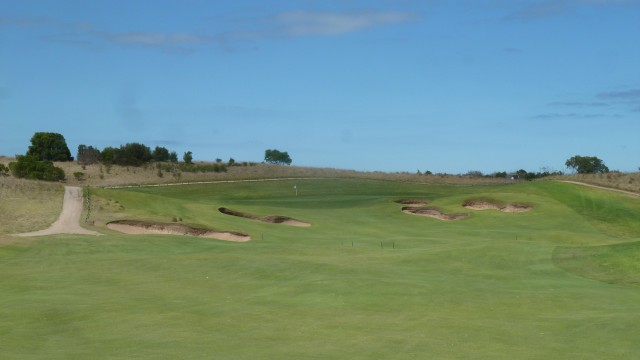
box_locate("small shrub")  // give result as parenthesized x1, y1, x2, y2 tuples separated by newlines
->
(73, 171, 85, 181)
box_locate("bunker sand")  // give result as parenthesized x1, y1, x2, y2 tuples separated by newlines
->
(107, 220, 251, 242)
(462, 199, 532, 213)
(218, 207, 311, 227)
(402, 206, 469, 221)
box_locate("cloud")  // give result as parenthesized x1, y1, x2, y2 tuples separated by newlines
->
(531, 112, 612, 119)
(548, 101, 611, 107)
(2, 9, 420, 53)
(271, 10, 420, 37)
(503, 47, 523, 54)
(504, 0, 639, 21)
(597, 88, 640, 99)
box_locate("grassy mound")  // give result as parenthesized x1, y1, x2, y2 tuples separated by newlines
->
(554, 241, 640, 285)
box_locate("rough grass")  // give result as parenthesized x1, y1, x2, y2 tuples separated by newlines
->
(0, 177, 63, 235)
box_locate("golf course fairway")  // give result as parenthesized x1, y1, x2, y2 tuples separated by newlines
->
(2, 178, 640, 359)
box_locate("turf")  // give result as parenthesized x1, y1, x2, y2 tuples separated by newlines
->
(1, 179, 640, 359)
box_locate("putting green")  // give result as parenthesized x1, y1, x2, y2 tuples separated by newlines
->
(1, 179, 639, 359)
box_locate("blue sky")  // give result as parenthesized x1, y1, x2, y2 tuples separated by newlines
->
(1, 0, 639, 173)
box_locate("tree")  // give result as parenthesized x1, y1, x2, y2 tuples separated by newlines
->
(183, 151, 193, 164)
(116, 143, 152, 166)
(565, 155, 609, 174)
(77, 144, 101, 165)
(264, 149, 292, 165)
(101, 146, 119, 164)
(26, 132, 72, 161)
(169, 151, 178, 163)
(152, 146, 170, 162)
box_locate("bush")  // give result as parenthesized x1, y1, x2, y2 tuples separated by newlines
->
(73, 171, 85, 181)
(0, 163, 8, 176)
(9, 155, 66, 181)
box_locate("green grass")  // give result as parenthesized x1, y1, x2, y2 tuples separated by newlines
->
(2, 179, 640, 359)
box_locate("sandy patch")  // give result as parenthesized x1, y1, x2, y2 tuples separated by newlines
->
(16, 186, 102, 237)
(402, 206, 468, 221)
(462, 200, 532, 213)
(107, 220, 250, 242)
(218, 207, 311, 227)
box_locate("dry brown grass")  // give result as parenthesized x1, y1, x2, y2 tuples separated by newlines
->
(0, 176, 64, 235)
(553, 172, 640, 194)
(0, 156, 518, 187)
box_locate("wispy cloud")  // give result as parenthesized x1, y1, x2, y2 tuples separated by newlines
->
(534, 87, 640, 119)
(549, 101, 611, 107)
(1, 9, 420, 53)
(597, 88, 640, 99)
(271, 10, 420, 37)
(531, 112, 613, 119)
(505, 0, 639, 21)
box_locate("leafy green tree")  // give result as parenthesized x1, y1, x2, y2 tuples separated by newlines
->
(77, 144, 101, 165)
(169, 151, 178, 163)
(152, 146, 170, 162)
(8, 155, 65, 181)
(264, 149, 292, 165)
(26, 132, 72, 161)
(565, 155, 609, 174)
(116, 143, 152, 166)
(101, 146, 119, 164)
(183, 151, 193, 164)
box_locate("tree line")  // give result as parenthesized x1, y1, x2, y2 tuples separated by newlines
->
(5, 132, 293, 181)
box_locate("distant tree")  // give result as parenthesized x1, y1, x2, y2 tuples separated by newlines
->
(152, 146, 170, 162)
(77, 144, 101, 165)
(515, 169, 528, 179)
(8, 155, 65, 181)
(26, 132, 72, 161)
(169, 151, 178, 163)
(494, 171, 508, 178)
(264, 149, 292, 165)
(466, 170, 483, 177)
(101, 146, 119, 164)
(116, 143, 152, 166)
(183, 151, 193, 164)
(565, 155, 609, 174)
(228, 158, 236, 166)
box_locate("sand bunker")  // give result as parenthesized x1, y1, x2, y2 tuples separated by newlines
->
(463, 199, 532, 213)
(218, 207, 311, 227)
(395, 199, 430, 206)
(107, 220, 250, 242)
(402, 206, 469, 221)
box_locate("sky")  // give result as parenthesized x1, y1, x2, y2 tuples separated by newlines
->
(1, 0, 639, 174)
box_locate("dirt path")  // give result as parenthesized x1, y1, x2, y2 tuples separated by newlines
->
(557, 181, 640, 198)
(16, 186, 102, 237)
